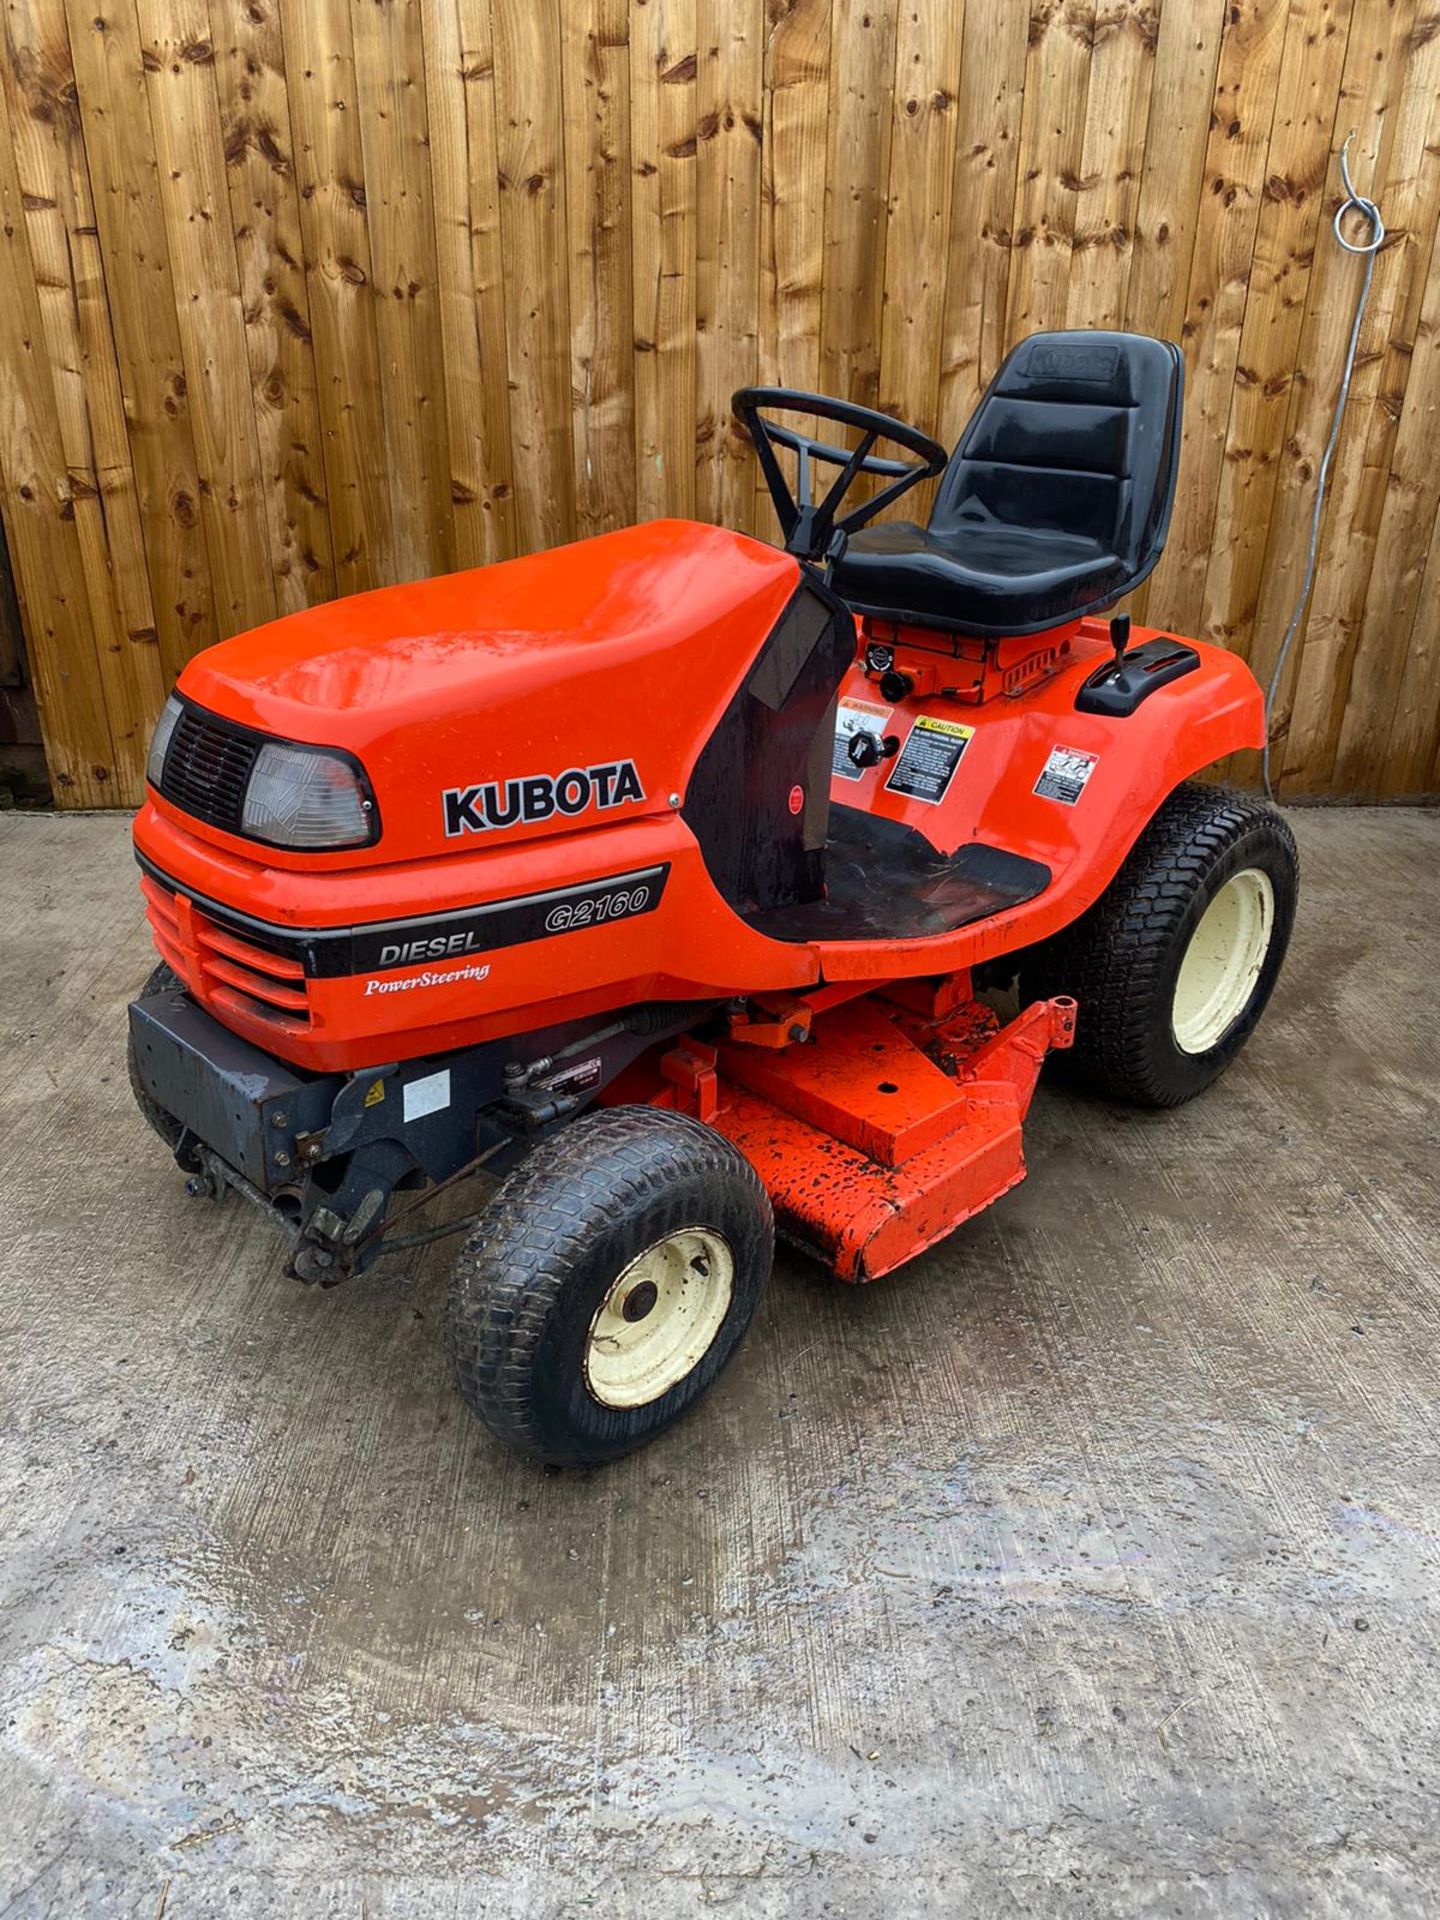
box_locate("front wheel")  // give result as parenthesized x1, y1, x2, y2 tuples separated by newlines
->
(1019, 782, 1298, 1107)
(445, 1106, 774, 1465)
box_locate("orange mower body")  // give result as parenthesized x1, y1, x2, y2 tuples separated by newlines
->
(127, 329, 1296, 1462)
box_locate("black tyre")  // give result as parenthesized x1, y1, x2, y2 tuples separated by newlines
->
(1019, 782, 1298, 1108)
(446, 1105, 774, 1465)
(127, 961, 185, 1148)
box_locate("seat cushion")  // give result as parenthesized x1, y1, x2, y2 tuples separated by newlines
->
(832, 514, 1128, 637)
(829, 330, 1182, 637)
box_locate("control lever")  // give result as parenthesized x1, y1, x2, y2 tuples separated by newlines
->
(1106, 612, 1131, 679)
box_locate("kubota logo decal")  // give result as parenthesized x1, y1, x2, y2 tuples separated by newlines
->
(443, 761, 645, 837)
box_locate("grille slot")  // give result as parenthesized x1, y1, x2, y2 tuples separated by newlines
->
(158, 704, 261, 835)
(140, 872, 312, 1030)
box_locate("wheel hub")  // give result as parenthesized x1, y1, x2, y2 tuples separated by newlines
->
(584, 1227, 735, 1410)
(621, 1279, 659, 1323)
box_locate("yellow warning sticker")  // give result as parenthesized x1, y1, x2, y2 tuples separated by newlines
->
(363, 1078, 386, 1109)
(884, 715, 975, 803)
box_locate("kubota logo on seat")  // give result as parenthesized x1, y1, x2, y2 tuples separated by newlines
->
(442, 761, 645, 837)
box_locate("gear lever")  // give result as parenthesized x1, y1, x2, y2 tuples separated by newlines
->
(1107, 612, 1131, 679)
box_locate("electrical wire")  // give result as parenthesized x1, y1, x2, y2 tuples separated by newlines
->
(1262, 131, 1386, 800)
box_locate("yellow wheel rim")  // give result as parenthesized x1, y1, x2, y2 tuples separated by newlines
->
(1172, 868, 1275, 1055)
(584, 1227, 734, 1410)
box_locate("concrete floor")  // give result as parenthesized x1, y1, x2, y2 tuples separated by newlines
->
(1, 809, 1438, 1917)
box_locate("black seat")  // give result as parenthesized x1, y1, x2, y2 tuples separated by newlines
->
(831, 331, 1183, 638)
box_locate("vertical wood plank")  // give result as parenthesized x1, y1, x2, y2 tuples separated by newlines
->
(1337, 90, 1440, 795)
(630, 0, 697, 523)
(64, 0, 215, 684)
(1385, 228, 1440, 795)
(755, 0, 831, 536)
(419, 0, 517, 568)
(1005, 0, 1094, 343)
(350, 0, 454, 582)
(1122, 0, 1227, 625)
(694, 0, 762, 531)
(877, 0, 964, 440)
(1, 0, 165, 796)
(492, 0, 575, 551)
(1140, 0, 1288, 637)
(818, 0, 897, 408)
(0, 70, 116, 804)
(1064, 0, 1163, 332)
(133, 0, 277, 637)
(757, 0, 830, 398)
(280, 0, 394, 595)
(206, 0, 335, 613)
(935, 0, 1029, 443)
(561, 0, 636, 539)
(1123, 0, 1227, 343)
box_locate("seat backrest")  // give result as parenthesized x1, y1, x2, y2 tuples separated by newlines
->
(930, 330, 1183, 580)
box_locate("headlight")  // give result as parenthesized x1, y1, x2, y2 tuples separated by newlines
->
(145, 693, 183, 788)
(241, 742, 376, 849)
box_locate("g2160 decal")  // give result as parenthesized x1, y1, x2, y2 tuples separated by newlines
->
(346, 866, 670, 975)
(544, 880, 651, 932)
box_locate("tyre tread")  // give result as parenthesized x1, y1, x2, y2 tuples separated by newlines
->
(1020, 782, 1298, 1107)
(446, 1106, 772, 1463)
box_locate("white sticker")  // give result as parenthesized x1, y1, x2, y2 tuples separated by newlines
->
(832, 697, 894, 781)
(402, 1068, 451, 1122)
(1034, 745, 1099, 806)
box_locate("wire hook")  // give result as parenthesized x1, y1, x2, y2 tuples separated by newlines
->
(1334, 129, 1385, 256)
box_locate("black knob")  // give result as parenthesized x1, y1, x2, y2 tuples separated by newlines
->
(879, 668, 914, 704)
(847, 730, 899, 769)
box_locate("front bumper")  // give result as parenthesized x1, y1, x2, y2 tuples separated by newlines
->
(130, 988, 342, 1192)
(129, 987, 522, 1198)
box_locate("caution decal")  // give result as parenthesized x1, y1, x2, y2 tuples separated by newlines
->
(884, 715, 975, 805)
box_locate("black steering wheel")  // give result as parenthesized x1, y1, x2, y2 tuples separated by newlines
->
(731, 387, 948, 563)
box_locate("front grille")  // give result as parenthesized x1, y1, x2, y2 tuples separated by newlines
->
(141, 874, 312, 1031)
(158, 704, 261, 835)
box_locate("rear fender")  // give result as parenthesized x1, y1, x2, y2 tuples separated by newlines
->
(816, 626, 1264, 977)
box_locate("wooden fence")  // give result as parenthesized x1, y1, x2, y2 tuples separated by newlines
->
(2, 0, 1440, 808)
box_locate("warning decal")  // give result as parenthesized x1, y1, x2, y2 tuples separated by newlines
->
(1034, 744, 1100, 806)
(832, 697, 894, 781)
(884, 715, 975, 805)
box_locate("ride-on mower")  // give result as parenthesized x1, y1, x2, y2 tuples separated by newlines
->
(128, 329, 1297, 1464)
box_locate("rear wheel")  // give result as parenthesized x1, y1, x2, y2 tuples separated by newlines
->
(127, 961, 185, 1148)
(1019, 782, 1298, 1107)
(446, 1105, 773, 1465)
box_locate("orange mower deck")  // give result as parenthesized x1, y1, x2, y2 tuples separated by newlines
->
(609, 979, 1076, 1281)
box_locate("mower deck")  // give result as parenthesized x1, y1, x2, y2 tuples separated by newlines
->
(613, 985, 1075, 1282)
